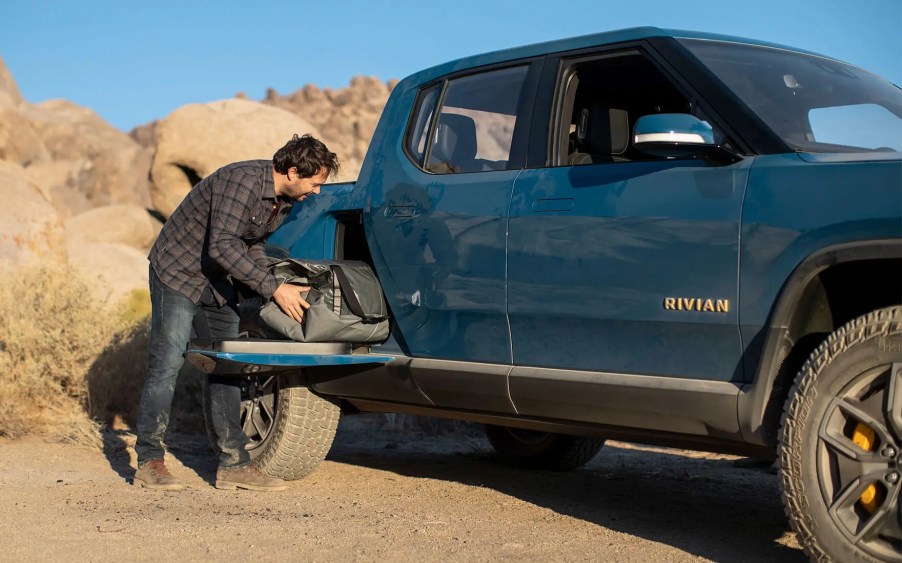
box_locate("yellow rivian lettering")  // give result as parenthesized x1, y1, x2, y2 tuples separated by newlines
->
(665, 297, 731, 313)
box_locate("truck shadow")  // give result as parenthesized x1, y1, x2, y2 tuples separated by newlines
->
(327, 417, 805, 562)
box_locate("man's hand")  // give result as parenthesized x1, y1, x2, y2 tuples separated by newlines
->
(272, 282, 311, 323)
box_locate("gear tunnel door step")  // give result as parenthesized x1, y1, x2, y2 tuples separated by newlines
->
(186, 339, 396, 376)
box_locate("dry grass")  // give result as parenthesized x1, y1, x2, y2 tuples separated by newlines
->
(0, 264, 150, 447)
(0, 264, 471, 450)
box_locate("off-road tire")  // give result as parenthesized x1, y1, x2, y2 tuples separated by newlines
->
(203, 371, 340, 481)
(779, 306, 902, 562)
(484, 424, 604, 471)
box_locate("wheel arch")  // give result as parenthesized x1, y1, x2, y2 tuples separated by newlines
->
(738, 239, 902, 447)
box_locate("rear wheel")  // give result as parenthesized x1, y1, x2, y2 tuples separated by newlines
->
(203, 371, 340, 480)
(484, 424, 604, 470)
(780, 306, 902, 562)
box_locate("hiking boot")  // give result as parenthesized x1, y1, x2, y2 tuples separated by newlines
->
(215, 464, 288, 491)
(134, 459, 185, 491)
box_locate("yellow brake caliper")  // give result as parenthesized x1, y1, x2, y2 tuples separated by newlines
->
(852, 422, 879, 513)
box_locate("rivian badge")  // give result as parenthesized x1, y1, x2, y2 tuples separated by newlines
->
(664, 297, 729, 313)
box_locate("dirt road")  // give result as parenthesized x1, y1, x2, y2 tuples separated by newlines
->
(2, 416, 804, 562)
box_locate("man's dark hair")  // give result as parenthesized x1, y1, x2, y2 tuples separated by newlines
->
(273, 134, 340, 178)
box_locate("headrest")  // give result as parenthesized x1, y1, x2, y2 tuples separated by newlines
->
(579, 107, 629, 156)
(430, 113, 478, 167)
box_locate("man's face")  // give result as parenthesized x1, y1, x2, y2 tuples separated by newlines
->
(284, 167, 329, 201)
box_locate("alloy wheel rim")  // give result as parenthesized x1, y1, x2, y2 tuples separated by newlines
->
(816, 362, 902, 560)
(239, 375, 278, 451)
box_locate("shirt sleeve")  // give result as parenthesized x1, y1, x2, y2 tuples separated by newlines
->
(207, 170, 281, 298)
(247, 242, 272, 269)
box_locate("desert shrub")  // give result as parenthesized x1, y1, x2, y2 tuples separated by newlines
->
(0, 264, 153, 446)
(0, 263, 480, 448)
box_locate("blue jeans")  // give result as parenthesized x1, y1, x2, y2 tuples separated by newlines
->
(136, 266, 251, 468)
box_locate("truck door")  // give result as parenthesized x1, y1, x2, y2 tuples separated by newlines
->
(507, 48, 750, 392)
(365, 63, 536, 365)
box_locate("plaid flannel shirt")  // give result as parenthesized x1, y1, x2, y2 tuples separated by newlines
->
(149, 160, 293, 304)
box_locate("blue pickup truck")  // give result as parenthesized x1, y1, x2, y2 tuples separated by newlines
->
(188, 27, 902, 562)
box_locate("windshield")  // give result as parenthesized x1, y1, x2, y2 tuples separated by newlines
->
(680, 39, 902, 153)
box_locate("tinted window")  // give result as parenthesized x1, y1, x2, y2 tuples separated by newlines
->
(681, 39, 902, 153)
(424, 66, 529, 174)
(553, 51, 728, 166)
(405, 85, 441, 165)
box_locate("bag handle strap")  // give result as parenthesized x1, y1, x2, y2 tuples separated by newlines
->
(331, 264, 366, 318)
(331, 265, 386, 321)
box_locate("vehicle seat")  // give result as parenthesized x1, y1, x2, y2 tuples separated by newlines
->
(427, 113, 479, 173)
(569, 106, 629, 165)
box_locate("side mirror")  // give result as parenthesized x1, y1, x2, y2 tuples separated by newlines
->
(633, 114, 741, 165)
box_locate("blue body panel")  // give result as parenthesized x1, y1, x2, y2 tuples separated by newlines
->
(361, 113, 518, 364)
(508, 158, 752, 380)
(738, 153, 902, 375)
(267, 181, 360, 258)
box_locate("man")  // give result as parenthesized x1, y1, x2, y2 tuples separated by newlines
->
(134, 134, 339, 491)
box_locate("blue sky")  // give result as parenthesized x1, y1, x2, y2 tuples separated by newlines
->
(2, 0, 899, 132)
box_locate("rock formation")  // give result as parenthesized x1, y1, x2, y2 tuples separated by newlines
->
(66, 241, 150, 304)
(0, 55, 397, 303)
(64, 204, 159, 250)
(0, 56, 23, 109)
(0, 58, 49, 166)
(0, 58, 153, 220)
(22, 100, 153, 216)
(0, 161, 66, 272)
(149, 98, 320, 218)
(262, 76, 397, 182)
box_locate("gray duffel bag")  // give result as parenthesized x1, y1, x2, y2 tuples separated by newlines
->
(258, 259, 390, 343)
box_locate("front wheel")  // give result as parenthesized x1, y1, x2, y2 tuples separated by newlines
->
(780, 306, 902, 562)
(484, 424, 604, 470)
(203, 371, 340, 480)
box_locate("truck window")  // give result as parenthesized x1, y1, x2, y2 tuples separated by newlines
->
(681, 39, 902, 153)
(808, 104, 902, 151)
(553, 51, 727, 166)
(409, 65, 528, 174)
(406, 84, 441, 164)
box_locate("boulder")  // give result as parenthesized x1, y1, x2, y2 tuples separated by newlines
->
(25, 160, 95, 220)
(0, 59, 50, 166)
(0, 161, 67, 273)
(66, 241, 148, 304)
(64, 204, 158, 250)
(21, 100, 153, 212)
(0, 57, 23, 110)
(149, 99, 320, 218)
(0, 108, 49, 165)
(129, 120, 157, 148)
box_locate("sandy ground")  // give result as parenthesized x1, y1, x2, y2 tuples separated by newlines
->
(1, 415, 805, 562)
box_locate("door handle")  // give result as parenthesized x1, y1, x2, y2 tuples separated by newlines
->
(532, 198, 575, 212)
